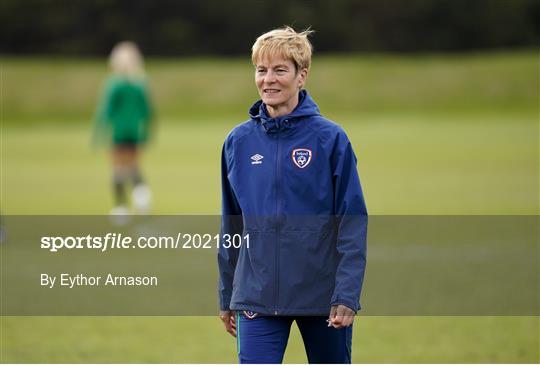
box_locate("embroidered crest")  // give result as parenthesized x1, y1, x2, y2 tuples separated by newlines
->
(243, 310, 258, 319)
(292, 148, 312, 169)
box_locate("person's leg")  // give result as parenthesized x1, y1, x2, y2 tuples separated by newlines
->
(111, 144, 151, 213)
(112, 173, 127, 206)
(111, 146, 130, 211)
(296, 316, 353, 364)
(123, 146, 143, 185)
(125, 145, 152, 213)
(236, 312, 293, 364)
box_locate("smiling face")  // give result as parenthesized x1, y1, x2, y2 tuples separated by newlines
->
(255, 57, 307, 118)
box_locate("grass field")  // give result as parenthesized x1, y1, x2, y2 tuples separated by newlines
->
(2, 115, 537, 215)
(2, 317, 537, 363)
(1, 50, 538, 363)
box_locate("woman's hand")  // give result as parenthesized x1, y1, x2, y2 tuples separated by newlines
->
(219, 310, 237, 337)
(328, 305, 355, 328)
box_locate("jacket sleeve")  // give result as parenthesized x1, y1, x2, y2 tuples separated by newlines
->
(138, 80, 155, 143)
(217, 136, 243, 311)
(92, 78, 117, 146)
(330, 131, 368, 312)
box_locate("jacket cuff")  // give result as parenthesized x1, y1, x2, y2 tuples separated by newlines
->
(219, 296, 232, 311)
(330, 297, 360, 313)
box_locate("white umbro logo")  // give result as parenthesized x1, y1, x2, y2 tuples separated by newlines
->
(251, 154, 264, 165)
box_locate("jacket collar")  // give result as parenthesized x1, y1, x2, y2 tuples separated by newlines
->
(248, 90, 320, 133)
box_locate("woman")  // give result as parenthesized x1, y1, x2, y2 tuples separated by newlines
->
(218, 27, 367, 363)
(94, 41, 153, 215)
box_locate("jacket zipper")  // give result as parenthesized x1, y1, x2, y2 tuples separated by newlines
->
(274, 129, 281, 315)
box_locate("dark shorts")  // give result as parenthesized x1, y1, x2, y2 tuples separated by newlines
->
(113, 138, 140, 149)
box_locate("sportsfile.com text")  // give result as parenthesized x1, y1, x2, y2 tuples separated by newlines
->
(40, 233, 250, 252)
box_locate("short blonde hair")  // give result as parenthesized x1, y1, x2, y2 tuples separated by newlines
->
(252, 26, 314, 71)
(109, 41, 145, 79)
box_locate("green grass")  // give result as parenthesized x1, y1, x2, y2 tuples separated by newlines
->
(2, 114, 537, 214)
(1, 317, 537, 363)
(1, 50, 538, 363)
(2, 50, 537, 122)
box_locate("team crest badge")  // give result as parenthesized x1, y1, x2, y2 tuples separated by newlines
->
(292, 148, 312, 169)
(243, 310, 258, 319)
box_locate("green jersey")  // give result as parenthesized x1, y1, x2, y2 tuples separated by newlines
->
(94, 76, 153, 145)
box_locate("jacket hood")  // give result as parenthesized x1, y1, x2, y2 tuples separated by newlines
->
(248, 90, 321, 133)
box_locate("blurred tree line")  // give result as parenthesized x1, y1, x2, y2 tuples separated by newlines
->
(1, 0, 538, 55)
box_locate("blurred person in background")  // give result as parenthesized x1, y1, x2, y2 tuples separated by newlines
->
(93, 41, 154, 215)
(218, 27, 367, 364)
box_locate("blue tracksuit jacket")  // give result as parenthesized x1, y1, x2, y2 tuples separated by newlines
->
(218, 90, 367, 315)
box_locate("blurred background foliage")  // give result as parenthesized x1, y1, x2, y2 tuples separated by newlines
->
(1, 0, 539, 56)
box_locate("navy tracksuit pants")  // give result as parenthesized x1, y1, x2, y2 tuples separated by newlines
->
(236, 312, 353, 364)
